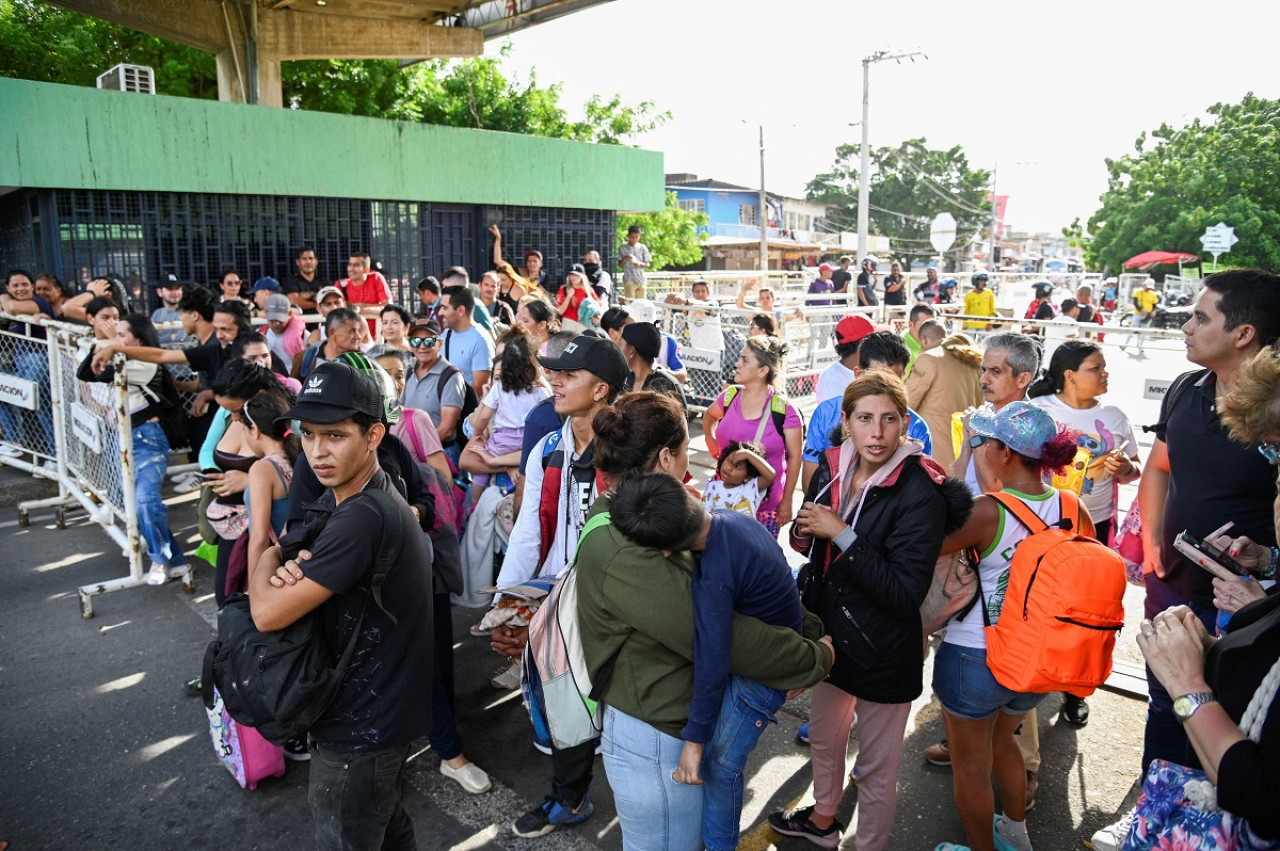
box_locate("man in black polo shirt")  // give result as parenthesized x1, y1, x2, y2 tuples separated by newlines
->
(1136, 268, 1280, 772)
(282, 245, 323, 312)
(252, 361, 434, 849)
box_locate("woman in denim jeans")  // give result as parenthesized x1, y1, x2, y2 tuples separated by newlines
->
(576, 392, 834, 851)
(77, 314, 189, 585)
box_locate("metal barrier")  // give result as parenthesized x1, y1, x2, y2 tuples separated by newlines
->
(643, 293, 1186, 416)
(0, 314, 194, 617)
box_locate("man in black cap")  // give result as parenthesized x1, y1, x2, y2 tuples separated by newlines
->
(488, 334, 629, 839)
(251, 361, 434, 850)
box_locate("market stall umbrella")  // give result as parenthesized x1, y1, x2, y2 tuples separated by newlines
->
(1122, 250, 1201, 271)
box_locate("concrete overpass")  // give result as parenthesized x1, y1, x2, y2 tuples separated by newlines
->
(45, 0, 615, 107)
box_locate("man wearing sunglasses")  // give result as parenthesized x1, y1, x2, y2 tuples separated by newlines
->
(402, 319, 466, 445)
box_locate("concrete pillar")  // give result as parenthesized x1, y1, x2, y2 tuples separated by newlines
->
(215, 49, 247, 104)
(257, 57, 283, 109)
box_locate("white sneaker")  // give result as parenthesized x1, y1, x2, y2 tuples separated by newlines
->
(490, 659, 522, 690)
(146, 562, 169, 586)
(1091, 807, 1136, 851)
(440, 760, 492, 794)
(172, 471, 203, 494)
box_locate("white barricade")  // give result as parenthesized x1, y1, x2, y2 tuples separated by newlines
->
(0, 314, 194, 617)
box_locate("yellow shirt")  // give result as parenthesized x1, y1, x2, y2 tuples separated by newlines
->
(1134, 288, 1159, 315)
(963, 289, 996, 329)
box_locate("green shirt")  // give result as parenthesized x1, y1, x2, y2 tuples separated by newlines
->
(904, 331, 922, 376)
(574, 497, 832, 739)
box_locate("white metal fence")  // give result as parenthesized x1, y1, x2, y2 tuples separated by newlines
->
(0, 314, 194, 617)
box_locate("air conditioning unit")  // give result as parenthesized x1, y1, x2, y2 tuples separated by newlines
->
(96, 64, 156, 95)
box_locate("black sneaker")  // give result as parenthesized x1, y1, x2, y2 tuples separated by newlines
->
(512, 794, 594, 839)
(768, 805, 844, 849)
(1061, 694, 1090, 726)
(282, 737, 311, 762)
(183, 676, 203, 699)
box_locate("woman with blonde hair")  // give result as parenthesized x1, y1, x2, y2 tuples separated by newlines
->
(702, 335, 803, 534)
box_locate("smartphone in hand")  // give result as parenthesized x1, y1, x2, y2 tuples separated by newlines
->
(1173, 530, 1245, 579)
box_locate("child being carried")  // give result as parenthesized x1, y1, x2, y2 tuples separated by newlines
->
(611, 472, 818, 851)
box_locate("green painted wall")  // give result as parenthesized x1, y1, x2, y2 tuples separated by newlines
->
(0, 78, 664, 211)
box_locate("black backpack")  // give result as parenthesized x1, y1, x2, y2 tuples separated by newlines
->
(437, 362, 480, 444)
(203, 486, 405, 745)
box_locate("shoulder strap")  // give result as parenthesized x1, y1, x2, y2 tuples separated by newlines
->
(359, 487, 406, 625)
(572, 511, 612, 563)
(721, 385, 740, 410)
(444, 329, 452, 360)
(403, 415, 427, 461)
(540, 429, 563, 470)
(1144, 368, 1210, 434)
(267, 457, 291, 489)
(989, 491, 1053, 534)
(436, 363, 462, 401)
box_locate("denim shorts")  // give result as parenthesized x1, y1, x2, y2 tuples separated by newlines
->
(932, 642, 1046, 721)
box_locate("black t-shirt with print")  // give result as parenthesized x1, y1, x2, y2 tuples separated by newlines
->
(281, 272, 322, 299)
(831, 269, 853, 293)
(302, 469, 435, 751)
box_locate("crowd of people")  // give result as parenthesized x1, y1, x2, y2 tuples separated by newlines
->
(2, 249, 1280, 851)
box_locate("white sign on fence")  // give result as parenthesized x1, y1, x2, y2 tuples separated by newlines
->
(1144, 377, 1174, 400)
(71, 401, 102, 454)
(681, 347, 722, 373)
(0, 371, 38, 411)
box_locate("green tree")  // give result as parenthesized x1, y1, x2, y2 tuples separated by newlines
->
(806, 138, 991, 259)
(616, 192, 708, 271)
(1086, 94, 1280, 272)
(0, 1, 668, 146)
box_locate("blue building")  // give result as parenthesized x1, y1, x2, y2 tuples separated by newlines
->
(666, 174, 839, 270)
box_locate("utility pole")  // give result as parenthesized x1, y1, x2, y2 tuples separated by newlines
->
(857, 50, 926, 262)
(758, 125, 768, 274)
(988, 163, 998, 272)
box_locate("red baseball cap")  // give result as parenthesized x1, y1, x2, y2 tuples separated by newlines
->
(819, 263, 834, 272)
(524, 250, 543, 261)
(834, 315, 876, 345)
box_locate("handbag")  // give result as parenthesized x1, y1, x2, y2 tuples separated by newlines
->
(1115, 502, 1145, 586)
(920, 547, 979, 638)
(1123, 657, 1280, 850)
(206, 500, 249, 540)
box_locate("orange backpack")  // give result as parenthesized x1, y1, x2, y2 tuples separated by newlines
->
(982, 490, 1127, 698)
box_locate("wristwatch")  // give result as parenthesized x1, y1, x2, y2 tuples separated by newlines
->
(1173, 692, 1218, 722)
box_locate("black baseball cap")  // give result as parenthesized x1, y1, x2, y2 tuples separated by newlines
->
(537, 335, 629, 389)
(281, 361, 384, 425)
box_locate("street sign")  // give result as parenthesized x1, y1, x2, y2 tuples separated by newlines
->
(1200, 222, 1238, 269)
(929, 213, 957, 253)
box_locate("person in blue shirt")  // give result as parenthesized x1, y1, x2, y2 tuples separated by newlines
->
(610, 471, 831, 851)
(439, 284, 496, 397)
(802, 331, 932, 492)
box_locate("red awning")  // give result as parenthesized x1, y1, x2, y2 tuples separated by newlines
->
(1122, 250, 1200, 270)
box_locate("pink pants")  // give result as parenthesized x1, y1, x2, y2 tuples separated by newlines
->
(809, 681, 912, 851)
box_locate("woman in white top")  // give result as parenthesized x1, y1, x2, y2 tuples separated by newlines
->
(932, 402, 1091, 851)
(1027, 340, 1141, 544)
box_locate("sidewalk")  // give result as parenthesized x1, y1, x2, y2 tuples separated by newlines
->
(0, 443, 1151, 850)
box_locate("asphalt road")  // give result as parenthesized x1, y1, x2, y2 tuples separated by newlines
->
(0, 335, 1192, 850)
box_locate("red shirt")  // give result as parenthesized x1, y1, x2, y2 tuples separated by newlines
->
(338, 271, 390, 306)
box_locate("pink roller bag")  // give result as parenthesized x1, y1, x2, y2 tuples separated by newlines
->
(205, 685, 286, 789)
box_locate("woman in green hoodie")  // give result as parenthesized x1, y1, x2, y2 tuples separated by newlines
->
(575, 390, 835, 851)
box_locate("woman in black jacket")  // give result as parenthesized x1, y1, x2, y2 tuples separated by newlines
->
(768, 371, 972, 851)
